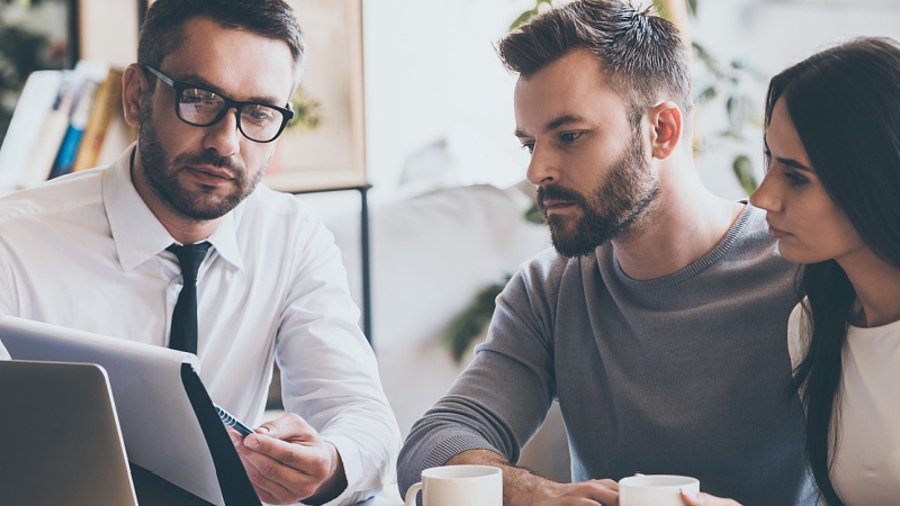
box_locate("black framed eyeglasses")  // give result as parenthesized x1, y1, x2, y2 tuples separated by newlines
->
(142, 64, 294, 143)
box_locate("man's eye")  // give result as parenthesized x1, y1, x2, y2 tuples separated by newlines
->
(520, 142, 534, 154)
(244, 106, 276, 122)
(560, 131, 582, 143)
(182, 89, 219, 106)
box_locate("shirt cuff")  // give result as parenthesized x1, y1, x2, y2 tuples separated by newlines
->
(313, 434, 379, 506)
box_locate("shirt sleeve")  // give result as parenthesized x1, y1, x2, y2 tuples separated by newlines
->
(786, 301, 809, 370)
(397, 264, 557, 495)
(0, 238, 16, 359)
(274, 216, 400, 505)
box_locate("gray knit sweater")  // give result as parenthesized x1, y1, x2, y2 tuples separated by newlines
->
(398, 205, 818, 505)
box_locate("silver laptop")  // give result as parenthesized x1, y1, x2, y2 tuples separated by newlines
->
(0, 359, 138, 506)
(0, 315, 260, 506)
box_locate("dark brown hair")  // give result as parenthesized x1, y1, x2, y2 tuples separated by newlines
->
(498, 0, 692, 124)
(769, 36, 900, 506)
(138, 0, 305, 85)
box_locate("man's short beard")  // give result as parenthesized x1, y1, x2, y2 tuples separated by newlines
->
(540, 129, 659, 258)
(138, 101, 265, 221)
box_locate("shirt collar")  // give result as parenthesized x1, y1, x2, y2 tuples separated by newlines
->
(103, 143, 245, 272)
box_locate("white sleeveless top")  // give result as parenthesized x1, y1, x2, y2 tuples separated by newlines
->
(788, 303, 900, 505)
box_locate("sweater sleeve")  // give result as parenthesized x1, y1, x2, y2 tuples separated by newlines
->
(397, 260, 559, 495)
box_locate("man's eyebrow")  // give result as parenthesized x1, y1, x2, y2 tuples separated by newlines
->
(515, 114, 587, 138)
(545, 114, 585, 132)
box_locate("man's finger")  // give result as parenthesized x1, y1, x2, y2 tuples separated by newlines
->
(231, 437, 297, 503)
(244, 432, 326, 473)
(255, 413, 316, 441)
(240, 445, 317, 502)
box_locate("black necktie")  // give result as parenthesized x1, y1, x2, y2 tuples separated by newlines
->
(168, 242, 211, 354)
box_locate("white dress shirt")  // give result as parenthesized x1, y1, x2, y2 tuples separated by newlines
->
(788, 303, 900, 506)
(0, 144, 400, 505)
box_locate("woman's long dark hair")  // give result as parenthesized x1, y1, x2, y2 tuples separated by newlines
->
(765, 37, 900, 505)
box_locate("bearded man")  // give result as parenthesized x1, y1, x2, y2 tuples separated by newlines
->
(397, 1, 816, 505)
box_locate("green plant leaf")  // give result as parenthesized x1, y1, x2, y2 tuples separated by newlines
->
(730, 58, 766, 80)
(652, 0, 670, 20)
(747, 110, 765, 129)
(509, 0, 556, 31)
(524, 202, 545, 224)
(686, 0, 698, 17)
(509, 7, 539, 31)
(725, 95, 744, 131)
(695, 85, 717, 104)
(286, 86, 323, 132)
(732, 154, 758, 196)
(442, 277, 510, 363)
(692, 41, 724, 79)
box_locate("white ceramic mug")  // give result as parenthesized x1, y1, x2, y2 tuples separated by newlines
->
(618, 474, 700, 506)
(404, 464, 502, 506)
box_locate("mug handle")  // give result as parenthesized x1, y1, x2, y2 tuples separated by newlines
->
(404, 481, 423, 506)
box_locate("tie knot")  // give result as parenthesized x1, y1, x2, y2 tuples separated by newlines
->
(168, 242, 211, 281)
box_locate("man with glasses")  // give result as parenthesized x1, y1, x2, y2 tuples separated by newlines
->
(0, 0, 399, 504)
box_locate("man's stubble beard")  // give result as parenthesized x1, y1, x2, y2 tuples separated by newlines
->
(540, 126, 660, 258)
(137, 100, 267, 221)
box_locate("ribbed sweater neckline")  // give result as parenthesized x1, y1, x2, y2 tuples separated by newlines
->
(610, 203, 756, 291)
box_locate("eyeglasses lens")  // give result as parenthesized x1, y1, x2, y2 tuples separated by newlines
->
(177, 88, 284, 142)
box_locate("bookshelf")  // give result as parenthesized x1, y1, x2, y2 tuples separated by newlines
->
(0, 62, 134, 190)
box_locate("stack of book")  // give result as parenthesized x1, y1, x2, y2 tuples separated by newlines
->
(0, 61, 135, 191)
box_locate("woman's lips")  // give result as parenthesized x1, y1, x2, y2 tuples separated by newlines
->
(767, 223, 791, 238)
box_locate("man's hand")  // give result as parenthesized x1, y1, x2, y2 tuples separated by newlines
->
(229, 413, 347, 505)
(447, 449, 618, 506)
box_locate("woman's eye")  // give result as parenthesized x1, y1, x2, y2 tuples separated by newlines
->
(784, 171, 809, 187)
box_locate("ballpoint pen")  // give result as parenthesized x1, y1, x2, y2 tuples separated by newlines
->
(214, 404, 255, 437)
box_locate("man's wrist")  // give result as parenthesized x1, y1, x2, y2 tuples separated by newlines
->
(305, 442, 347, 505)
(446, 449, 553, 506)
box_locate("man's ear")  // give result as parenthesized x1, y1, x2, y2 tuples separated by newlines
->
(647, 101, 683, 160)
(122, 63, 149, 128)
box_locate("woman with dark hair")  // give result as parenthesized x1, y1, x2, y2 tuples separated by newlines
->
(685, 36, 900, 506)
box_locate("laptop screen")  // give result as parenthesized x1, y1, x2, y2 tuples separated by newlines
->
(0, 315, 260, 506)
(0, 360, 138, 506)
